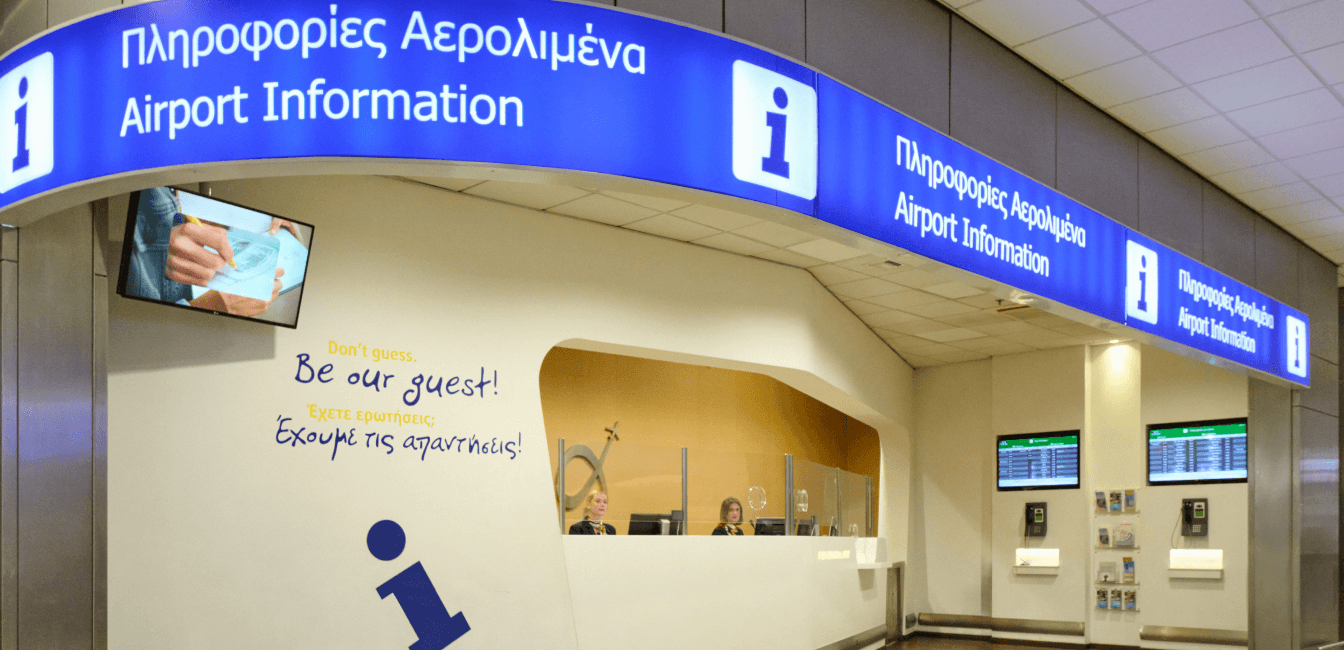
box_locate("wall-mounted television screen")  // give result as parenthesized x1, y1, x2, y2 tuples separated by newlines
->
(996, 431, 1081, 491)
(117, 187, 314, 328)
(1147, 418, 1247, 485)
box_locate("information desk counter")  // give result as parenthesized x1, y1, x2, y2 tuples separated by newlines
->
(562, 535, 888, 650)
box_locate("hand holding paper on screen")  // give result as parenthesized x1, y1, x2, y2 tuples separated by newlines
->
(268, 217, 300, 239)
(202, 228, 282, 301)
(166, 221, 236, 286)
(190, 268, 284, 317)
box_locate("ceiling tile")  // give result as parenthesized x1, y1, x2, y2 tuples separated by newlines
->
(548, 193, 657, 225)
(1016, 20, 1142, 78)
(959, 294, 1007, 309)
(961, 0, 1096, 46)
(671, 204, 760, 231)
(1239, 181, 1323, 211)
(1259, 116, 1344, 159)
(753, 248, 826, 268)
(905, 301, 981, 318)
(932, 350, 993, 364)
(1248, 0, 1321, 14)
(1305, 232, 1344, 250)
(1283, 146, 1344, 179)
(1304, 42, 1344, 84)
(947, 0, 978, 7)
(1180, 139, 1276, 175)
(404, 176, 485, 192)
(1083, 0, 1150, 13)
(693, 232, 775, 256)
(731, 221, 815, 248)
(1263, 198, 1343, 223)
(950, 336, 1013, 350)
(1288, 215, 1344, 239)
(863, 310, 926, 328)
(810, 264, 870, 285)
(1109, 88, 1218, 132)
(884, 268, 947, 289)
(904, 341, 964, 357)
(1211, 161, 1302, 194)
(844, 300, 888, 317)
(624, 214, 721, 241)
(1108, 0, 1257, 51)
(828, 277, 907, 299)
(1191, 57, 1322, 112)
(1151, 20, 1292, 84)
(1268, 0, 1344, 53)
(1145, 115, 1246, 155)
(916, 327, 989, 343)
(883, 318, 956, 336)
(465, 180, 591, 210)
(1065, 56, 1183, 107)
(1310, 171, 1344, 197)
(938, 311, 1009, 327)
(967, 320, 1040, 336)
(867, 290, 947, 310)
(600, 190, 690, 212)
(1226, 88, 1344, 137)
(786, 238, 866, 262)
(924, 281, 984, 299)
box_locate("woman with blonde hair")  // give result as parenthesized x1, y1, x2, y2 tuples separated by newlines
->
(568, 490, 615, 535)
(712, 496, 744, 536)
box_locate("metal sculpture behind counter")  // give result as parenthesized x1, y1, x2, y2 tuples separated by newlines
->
(557, 422, 621, 514)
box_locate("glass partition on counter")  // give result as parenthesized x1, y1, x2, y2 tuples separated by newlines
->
(686, 449, 786, 536)
(553, 442, 875, 537)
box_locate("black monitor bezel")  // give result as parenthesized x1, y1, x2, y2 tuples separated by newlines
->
(1145, 417, 1248, 487)
(995, 429, 1082, 492)
(116, 186, 315, 329)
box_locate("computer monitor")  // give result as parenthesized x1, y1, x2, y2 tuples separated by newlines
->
(753, 517, 785, 535)
(1147, 418, 1247, 485)
(628, 513, 678, 535)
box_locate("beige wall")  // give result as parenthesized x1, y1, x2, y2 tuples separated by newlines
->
(909, 343, 1249, 644)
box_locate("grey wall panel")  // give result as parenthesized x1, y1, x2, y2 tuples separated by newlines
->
(0, 0, 46, 58)
(93, 270, 108, 650)
(1138, 143, 1203, 259)
(17, 204, 93, 650)
(806, 0, 950, 133)
(1296, 357, 1340, 417)
(1298, 405, 1339, 646)
(0, 257, 15, 650)
(725, 0, 804, 61)
(1249, 378, 1296, 650)
(1299, 249, 1339, 364)
(1201, 187, 1257, 288)
(1256, 219, 1302, 308)
(617, 0, 722, 31)
(1055, 90, 1137, 228)
(950, 18, 1056, 186)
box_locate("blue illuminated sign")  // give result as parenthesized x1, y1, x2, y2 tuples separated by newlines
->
(816, 77, 1126, 324)
(1124, 232, 1310, 382)
(0, 0, 1310, 384)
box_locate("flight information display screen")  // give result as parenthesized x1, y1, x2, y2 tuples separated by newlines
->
(1147, 419, 1247, 485)
(997, 431, 1081, 491)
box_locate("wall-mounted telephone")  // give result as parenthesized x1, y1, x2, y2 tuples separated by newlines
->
(1025, 502, 1047, 537)
(1181, 498, 1208, 536)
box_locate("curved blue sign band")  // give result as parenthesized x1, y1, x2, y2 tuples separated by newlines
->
(0, 0, 1309, 385)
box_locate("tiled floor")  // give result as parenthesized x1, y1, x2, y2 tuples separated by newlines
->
(889, 635, 1067, 650)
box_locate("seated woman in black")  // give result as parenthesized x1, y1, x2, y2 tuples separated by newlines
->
(712, 496, 744, 535)
(568, 490, 615, 535)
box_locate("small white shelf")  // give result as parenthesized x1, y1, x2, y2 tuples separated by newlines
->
(1095, 582, 1140, 586)
(1095, 510, 1141, 515)
(1015, 566, 1059, 575)
(1169, 569, 1223, 580)
(1096, 607, 1141, 613)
